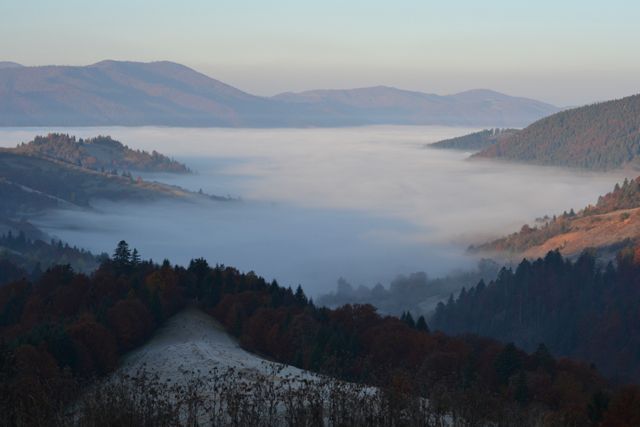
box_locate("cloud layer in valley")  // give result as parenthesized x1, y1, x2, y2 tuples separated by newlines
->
(0, 126, 630, 295)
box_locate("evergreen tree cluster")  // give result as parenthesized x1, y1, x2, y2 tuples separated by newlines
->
(0, 231, 102, 283)
(432, 248, 640, 384)
(588, 177, 640, 214)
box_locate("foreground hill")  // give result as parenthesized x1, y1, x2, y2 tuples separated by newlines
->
(474, 94, 640, 170)
(13, 133, 189, 173)
(0, 60, 558, 127)
(473, 177, 640, 259)
(2, 246, 631, 425)
(429, 128, 518, 151)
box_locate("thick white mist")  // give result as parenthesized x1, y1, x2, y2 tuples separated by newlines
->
(0, 126, 629, 295)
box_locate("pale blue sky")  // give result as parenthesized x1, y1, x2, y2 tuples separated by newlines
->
(2, 0, 639, 105)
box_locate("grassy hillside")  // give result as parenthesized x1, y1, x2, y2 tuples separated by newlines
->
(473, 177, 640, 258)
(474, 94, 640, 170)
(13, 133, 189, 174)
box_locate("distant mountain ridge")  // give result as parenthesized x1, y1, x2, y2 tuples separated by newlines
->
(0, 61, 23, 69)
(272, 86, 558, 127)
(0, 60, 558, 127)
(474, 94, 640, 170)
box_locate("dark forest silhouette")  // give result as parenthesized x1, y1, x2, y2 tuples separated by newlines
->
(2, 242, 640, 425)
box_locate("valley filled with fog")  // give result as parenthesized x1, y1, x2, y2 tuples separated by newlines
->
(0, 126, 628, 296)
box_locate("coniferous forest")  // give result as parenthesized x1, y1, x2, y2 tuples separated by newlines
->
(432, 248, 640, 385)
(474, 94, 640, 170)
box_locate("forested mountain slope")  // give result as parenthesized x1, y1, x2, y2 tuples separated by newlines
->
(430, 128, 518, 151)
(0, 232, 103, 283)
(13, 133, 189, 173)
(0, 150, 190, 217)
(474, 94, 640, 170)
(432, 248, 640, 386)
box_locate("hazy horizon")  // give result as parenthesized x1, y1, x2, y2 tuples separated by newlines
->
(2, 1, 639, 106)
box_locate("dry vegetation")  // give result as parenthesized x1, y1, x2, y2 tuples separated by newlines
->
(473, 177, 640, 259)
(67, 367, 453, 427)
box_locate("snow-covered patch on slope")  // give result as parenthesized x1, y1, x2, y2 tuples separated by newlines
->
(76, 307, 449, 426)
(117, 306, 315, 385)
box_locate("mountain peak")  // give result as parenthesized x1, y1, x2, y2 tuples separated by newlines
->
(0, 61, 559, 127)
(454, 88, 505, 96)
(0, 61, 23, 69)
(90, 59, 187, 69)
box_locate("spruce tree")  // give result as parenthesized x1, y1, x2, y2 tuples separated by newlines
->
(294, 285, 308, 305)
(113, 240, 131, 265)
(404, 312, 416, 328)
(131, 248, 141, 266)
(495, 343, 521, 385)
(416, 315, 430, 333)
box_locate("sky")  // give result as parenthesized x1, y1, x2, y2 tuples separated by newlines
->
(2, 0, 639, 106)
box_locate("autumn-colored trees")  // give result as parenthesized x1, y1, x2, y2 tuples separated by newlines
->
(67, 314, 118, 375)
(196, 276, 611, 424)
(1, 242, 640, 424)
(0, 242, 188, 424)
(602, 386, 640, 426)
(14, 133, 190, 174)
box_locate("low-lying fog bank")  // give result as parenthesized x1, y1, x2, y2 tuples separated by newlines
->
(1, 126, 630, 297)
